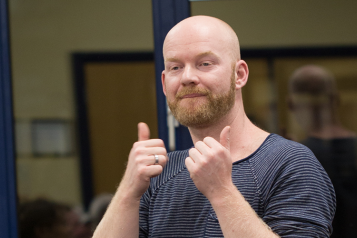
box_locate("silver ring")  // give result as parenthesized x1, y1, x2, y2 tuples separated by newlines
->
(154, 154, 159, 164)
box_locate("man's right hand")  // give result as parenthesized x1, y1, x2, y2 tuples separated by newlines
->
(119, 122, 168, 201)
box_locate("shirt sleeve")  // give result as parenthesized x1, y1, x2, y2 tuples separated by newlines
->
(261, 144, 336, 237)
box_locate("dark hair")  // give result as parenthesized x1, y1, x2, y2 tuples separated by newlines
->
(18, 199, 71, 238)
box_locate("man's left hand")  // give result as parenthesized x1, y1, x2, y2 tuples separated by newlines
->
(185, 126, 233, 200)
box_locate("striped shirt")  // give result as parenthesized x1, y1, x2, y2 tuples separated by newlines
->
(139, 134, 336, 237)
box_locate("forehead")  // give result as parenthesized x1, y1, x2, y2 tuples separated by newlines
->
(163, 27, 231, 61)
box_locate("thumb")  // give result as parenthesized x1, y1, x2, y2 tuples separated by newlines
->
(138, 122, 150, 141)
(220, 126, 231, 151)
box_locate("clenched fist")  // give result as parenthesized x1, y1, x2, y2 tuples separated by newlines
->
(119, 122, 168, 200)
(185, 126, 232, 200)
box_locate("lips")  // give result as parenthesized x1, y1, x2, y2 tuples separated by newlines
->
(181, 93, 206, 99)
(175, 87, 209, 100)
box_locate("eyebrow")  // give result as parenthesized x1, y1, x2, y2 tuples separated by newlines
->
(165, 51, 220, 63)
(165, 57, 180, 63)
(196, 51, 220, 60)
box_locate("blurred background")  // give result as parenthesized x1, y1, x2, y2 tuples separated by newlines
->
(7, 0, 357, 237)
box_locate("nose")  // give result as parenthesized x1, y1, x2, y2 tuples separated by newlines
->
(181, 65, 199, 86)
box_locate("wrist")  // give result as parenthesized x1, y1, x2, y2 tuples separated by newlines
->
(208, 183, 242, 207)
(115, 184, 142, 205)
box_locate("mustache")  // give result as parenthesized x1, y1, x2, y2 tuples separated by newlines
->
(175, 87, 210, 99)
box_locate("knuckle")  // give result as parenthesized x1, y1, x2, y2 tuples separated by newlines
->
(137, 166, 147, 176)
(200, 159, 208, 167)
(134, 147, 145, 156)
(162, 155, 168, 163)
(206, 151, 214, 159)
(156, 166, 163, 174)
(133, 141, 141, 148)
(158, 139, 165, 147)
(134, 156, 142, 165)
(217, 147, 226, 157)
(158, 147, 167, 155)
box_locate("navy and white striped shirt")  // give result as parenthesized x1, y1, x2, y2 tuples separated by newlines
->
(139, 134, 336, 237)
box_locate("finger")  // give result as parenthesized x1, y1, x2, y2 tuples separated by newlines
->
(194, 141, 210, 155)
(149, 154, 168, 167)
(145, 165, 164, 178)
(220, 126, 231, 151)
(134, 139, 165, 149)
(188, 148, 202, 163)
(185, 156, 195, 171)
(141, 145, 167, 155)
(133, 146, 168, 165)
(202, 136, 220, 149)
(138, 122, 150, 141)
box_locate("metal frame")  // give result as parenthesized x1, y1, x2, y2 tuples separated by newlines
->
(0, 0, 18, 237)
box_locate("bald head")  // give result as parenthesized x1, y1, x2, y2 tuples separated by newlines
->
(163, 16, 241, 62)
(289, 65, 336, 96)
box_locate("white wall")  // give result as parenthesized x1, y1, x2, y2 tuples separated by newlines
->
(192, 0, 357, 48)
(10, 0, 154, 205)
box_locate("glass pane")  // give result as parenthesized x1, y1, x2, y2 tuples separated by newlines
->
(242, 58, 276, 132)
(275, 57, 357, 141)
(274, 57, 357, 236)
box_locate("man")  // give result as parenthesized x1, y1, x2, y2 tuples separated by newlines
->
(93, 16, 335, 237)
(288, 65, 357, 237)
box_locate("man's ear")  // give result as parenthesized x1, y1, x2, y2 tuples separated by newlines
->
(161, 70, 167, 96)
(235, 60, 249, 89)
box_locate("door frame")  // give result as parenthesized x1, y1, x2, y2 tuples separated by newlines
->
(72, 52, 154, 209)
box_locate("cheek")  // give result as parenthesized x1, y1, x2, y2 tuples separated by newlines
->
(165, 79, 181, 97)
(211, 68, 233, 88)
(209, 77, 231, 94)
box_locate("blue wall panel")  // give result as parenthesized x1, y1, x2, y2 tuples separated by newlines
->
(152, 0, 193, 151)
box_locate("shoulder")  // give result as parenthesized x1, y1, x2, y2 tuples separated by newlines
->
(259, 133, 314, 156)
(251, 134, 332, 190)
(249, 134, 319, 171)
(252, 135, 336, 236)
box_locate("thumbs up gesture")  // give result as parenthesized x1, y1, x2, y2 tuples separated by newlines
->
(185, 126, 232, 200)
(119, 122, 168, 200)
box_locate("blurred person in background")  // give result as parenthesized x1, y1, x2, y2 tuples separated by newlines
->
(288, 65, 357, 237)
(88, 193, 113, 231)
(18, 198, 91, 238)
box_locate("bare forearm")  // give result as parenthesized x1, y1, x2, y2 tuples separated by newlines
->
(93, 123, 167, 237)
(92, 189, 140, 238)
(210, 186, 279, 238)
